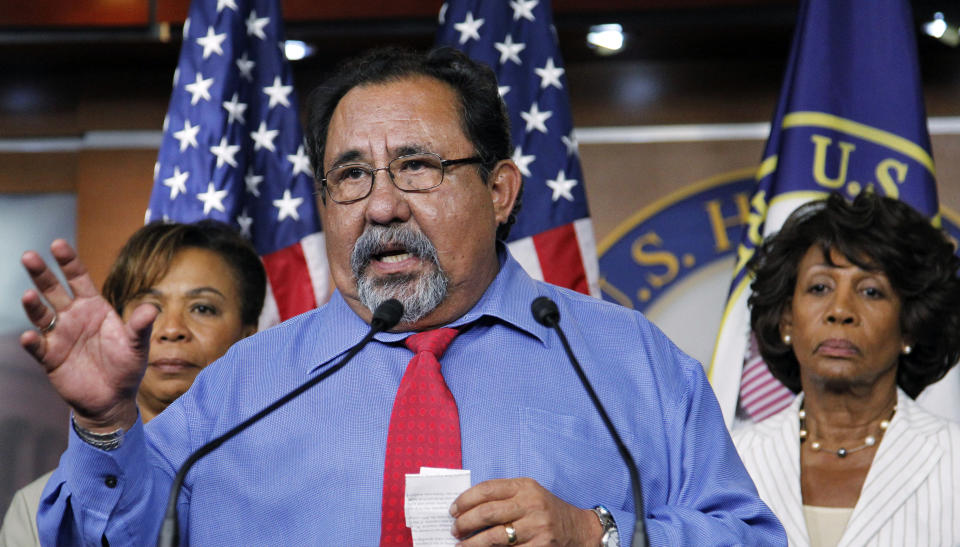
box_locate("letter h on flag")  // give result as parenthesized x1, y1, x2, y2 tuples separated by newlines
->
(436, 0, 599, 296)
(148, 0, 330, 328)
(710, 0, 940, 426)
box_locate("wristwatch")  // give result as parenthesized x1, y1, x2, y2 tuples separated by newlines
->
(592, 505, 620, 547)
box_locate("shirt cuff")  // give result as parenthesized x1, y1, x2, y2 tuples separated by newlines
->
(60, 412, 150, 517)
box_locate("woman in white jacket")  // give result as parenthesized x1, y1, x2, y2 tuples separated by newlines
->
(733, 192, 960, 547)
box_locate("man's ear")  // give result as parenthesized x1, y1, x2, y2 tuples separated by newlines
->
(488, 159, 522, 226)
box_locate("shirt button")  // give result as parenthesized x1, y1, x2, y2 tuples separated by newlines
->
(104, 475, 118, 488)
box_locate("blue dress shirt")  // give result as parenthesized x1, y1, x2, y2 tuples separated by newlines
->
(39, 249, 785, 546)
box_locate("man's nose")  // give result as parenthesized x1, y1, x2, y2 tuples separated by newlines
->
(365, 169, 411, 225)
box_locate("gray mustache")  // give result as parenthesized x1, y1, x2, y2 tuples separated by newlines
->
(350, 224, 439, 277)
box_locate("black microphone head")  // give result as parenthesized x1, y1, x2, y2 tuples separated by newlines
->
(531, 296, 560, 327)
(371, 299, 404, 331)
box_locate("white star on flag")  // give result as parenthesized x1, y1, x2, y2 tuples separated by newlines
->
(511, 146, 535, 177)
(182, 17, 190, 39)
(246, 10, 270, 40)
(144, 208, 151, 225)
(173, 119, 200, 151)
(250, 121, 279, 152)
(498, 85, 510, 97)
(197, 182, 229, 214)
(210, 136, 240, 168)
(561, 131, 578, 156)
(236, 209, 253, 237)
(520, 102, 552, 133)
(163, 166, 190, 199)
(245, 168, 264, 197)
(546, 170, 577, 202)
(535, 57, 565, 89)
(196, 26, 227, 59)
(454, 12, 484, 44)
(438, 2, 448, 25)
(273, 189, 304, 222)
(216, 0, 237, 12)
(236, 53, 255, 82)
(222, 92, 247, 125)
(287, 145, 312, 177)
(494, 34, 525, 65)
(510, 0, 538, 21)
(263, 76, 293, 109)
(185, 72, 214, 105)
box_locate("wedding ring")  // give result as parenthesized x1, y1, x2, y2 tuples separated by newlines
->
(504, 523, 518, 546)
(40, 314, 57, 334)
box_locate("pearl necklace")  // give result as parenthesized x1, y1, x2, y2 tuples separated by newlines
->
(799, 404, 896, 458)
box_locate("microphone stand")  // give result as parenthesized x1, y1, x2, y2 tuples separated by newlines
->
(531, 296, 649, 547)
(157, 299, 403, 547)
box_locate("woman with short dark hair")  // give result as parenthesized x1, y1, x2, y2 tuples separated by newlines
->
(734, 192, 960, 546)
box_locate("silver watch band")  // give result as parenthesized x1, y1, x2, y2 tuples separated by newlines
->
(72, 416, 125, 451)
(592, 505, 620, 547)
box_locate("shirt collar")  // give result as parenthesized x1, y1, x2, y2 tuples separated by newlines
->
(303, 243, 548, 374)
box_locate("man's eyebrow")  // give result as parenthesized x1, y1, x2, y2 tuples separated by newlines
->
(394, 145, 429, 157)
(330, 150, 364, 167)
(329, 145, 431, 169)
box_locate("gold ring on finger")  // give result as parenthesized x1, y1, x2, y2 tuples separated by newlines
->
(504, 523, 518, 546)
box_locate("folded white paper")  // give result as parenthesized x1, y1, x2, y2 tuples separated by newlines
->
(405, 467, 471, 547)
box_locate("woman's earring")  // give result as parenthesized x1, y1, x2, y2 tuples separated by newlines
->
(902, 345, 913, 355)
(783, 334, 792, 345)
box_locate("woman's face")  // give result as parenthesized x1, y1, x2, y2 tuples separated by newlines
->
(123, 247, 255, 409)
(781, 245, 906, 391)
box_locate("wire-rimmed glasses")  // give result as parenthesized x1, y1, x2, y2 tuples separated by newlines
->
(319, 152, 483, 204)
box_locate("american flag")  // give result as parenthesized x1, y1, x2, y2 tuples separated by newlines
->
(436, 0, 599, 296)
(147, 0, 329, 328)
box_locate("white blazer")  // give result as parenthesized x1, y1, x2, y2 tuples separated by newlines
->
(733, 389, 960, 547)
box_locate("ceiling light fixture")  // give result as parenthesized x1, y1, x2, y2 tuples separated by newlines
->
(284, 40, 315, 61)
(587, 24, 625, 56)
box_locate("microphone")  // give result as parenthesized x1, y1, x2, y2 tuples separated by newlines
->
(157, 299, 404, 547)
(530, 296, 649, 547)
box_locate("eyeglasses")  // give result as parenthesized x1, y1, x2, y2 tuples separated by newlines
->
(319, 152, 483, 204)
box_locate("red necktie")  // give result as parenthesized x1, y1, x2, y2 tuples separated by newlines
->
(380, 328, 461, 546)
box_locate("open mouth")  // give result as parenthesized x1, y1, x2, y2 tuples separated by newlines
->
(351, 224, 438, 280)
(375, 249, 414, 264)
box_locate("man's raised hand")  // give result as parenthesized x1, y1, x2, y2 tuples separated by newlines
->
(20, 239, 157, 432)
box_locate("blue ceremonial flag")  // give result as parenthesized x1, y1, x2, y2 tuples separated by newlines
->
(148, 0, 329, 326)
(436, 0, 599, 296)
(711, 0, 940, 426)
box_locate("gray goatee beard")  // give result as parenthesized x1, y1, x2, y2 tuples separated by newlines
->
(351, 224, 449, 324)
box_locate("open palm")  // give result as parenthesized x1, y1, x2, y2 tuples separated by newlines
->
(20, 240, 157, 428)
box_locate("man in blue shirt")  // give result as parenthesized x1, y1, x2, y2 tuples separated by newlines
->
(19, 48, 784, 546)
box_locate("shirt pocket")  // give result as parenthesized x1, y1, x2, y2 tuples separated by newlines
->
(519, 406, 631, 511)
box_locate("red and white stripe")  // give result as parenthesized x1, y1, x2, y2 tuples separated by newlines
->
(508, 217, 599, 297)
(738, 335, 794, 422)
(258, 232, 330, 329)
